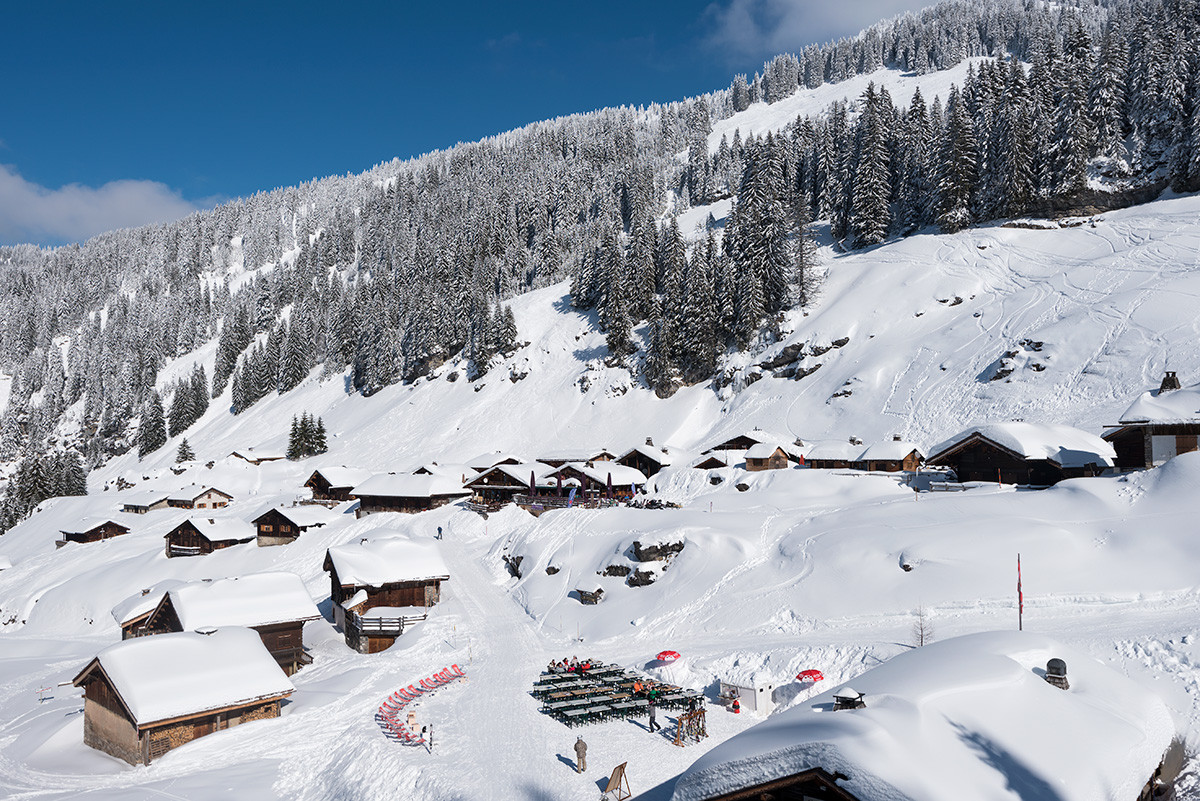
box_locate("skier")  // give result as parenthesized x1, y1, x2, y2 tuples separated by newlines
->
(436, 526, 443, 540)
(648, 696, 660, 732)
(574, 735, 587, 773)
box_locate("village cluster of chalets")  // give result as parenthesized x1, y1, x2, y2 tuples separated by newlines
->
(36, 372, 1198, 795)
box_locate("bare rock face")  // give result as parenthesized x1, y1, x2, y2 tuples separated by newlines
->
(631, 540, 685, 562)
(503, 554, 524, 579)
(626, 569, 657, 587)
(602, 564, 631, 577)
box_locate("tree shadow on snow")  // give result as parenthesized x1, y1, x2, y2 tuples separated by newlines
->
(949, 719, 1065, 801)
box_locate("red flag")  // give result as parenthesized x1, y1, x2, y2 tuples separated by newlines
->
(1017, 554, 1023, 630)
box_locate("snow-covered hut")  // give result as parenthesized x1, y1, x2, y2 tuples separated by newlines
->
(465, 451, 526, 473)
(252, 504, 340, 547)
(1104, 372, 1200, 470)
(547, 462, 647, 499)
(805, 439, 862, 470)
(323, 535, 450, 653)
(304, 466, 374, 502)
(72, 627, 294, 765)
(853, 436, 924, 472)
(537, 447, 616, 467)
(672, 631, 1175, 801)
(618, 442, 678, 477)
(166, 485, 233, 510)
(927, 423, 1115, 485)
(744, 444, 789, 472)
(349, 473, 470, 517)
(229, 448, 285, 465)
(163, 517, 253, 558)
(120, 489, 172, 514)
(463, 462, 557, 508)
(57, 517, 131, 547)
(139, 572, 320, 674)
(111, 580, 187, 639)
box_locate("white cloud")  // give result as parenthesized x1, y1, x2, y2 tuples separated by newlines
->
(703, 0, 928, 63)
(0, 164, 203, 246)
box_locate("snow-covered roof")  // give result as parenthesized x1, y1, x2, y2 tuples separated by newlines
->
(1118, 383, 1200, 424)
(672, 631, 1174, 801)
(804, 441, 861, 461)
(692, 450, 744, 468)
(252, 505, 340, 529)
(309, 466, 374, 489)
(60, 516, 131, 535)
(465, 452, 526, 471)
(173, 517, 252, 544)
(619, 444, 677, 466)
(75, 628, 294, 726)
(857, 440, 923, 462)
(167, 484, 233, 503)
(929, 423, 1115, 469)
(350, 473, 469, 498)
(412, 463, 476, 480)
(231, 448, 285, 462)
(120, 489, 172, 507)
(111, 580, 187, 627)
(745, 443, 787, 460)
(466, 462, 558, 487)
(556, 462, 647, 486)
(325, 536, 450, 587)
(166, 572, 320, 629)
(538, 447, 614, 461)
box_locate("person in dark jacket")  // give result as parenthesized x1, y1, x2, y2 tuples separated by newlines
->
(573, 735, 587, 772)
(648, 697, 660, 732)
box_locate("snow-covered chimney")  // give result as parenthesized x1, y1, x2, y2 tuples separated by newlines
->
(1045, 658, 1069, 690)
(1160, 371, 1181, 393)
(645, 436, 654, 446)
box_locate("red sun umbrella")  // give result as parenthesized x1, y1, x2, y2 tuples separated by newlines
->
(797, 669, 824, 682)
(656, 650, 681, 663)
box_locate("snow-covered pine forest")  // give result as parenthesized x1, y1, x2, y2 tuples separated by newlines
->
(0, 0, 1198, 523)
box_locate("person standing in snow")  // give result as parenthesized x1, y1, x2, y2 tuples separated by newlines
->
(574, 735, 587, 772)
(648, 697, 660, 732)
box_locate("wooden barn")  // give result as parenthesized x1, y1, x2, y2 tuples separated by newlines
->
(252, 505, 340, 547)
(138, 573, 320, 675)
(304, 466, 373, 502)
(73, 628, 294, 765)
(692, 452, 743, 470)
(804, 439, 862, 470)
(536, 448, 616, 468)
(57, 518, 131, 548)
(464, 462, 557, 508)
(121, 490, 172, 515)
(853, 436, 924, 472)
(704, 430, 804, 461)
(164, 517, 253, 558)
(324, 537, 450, 653)
(927, 423, 1115, 486)
(166, 486, 233, 510)
(111, 581, 187, 639)
(618, 442, 677, 477)
(546, 462, 647, 500)
(670, 632, 1176, 801)
(349, 474, 470, 517)
(744, 444, 790, 472)
(1103, 372, 1200, 470)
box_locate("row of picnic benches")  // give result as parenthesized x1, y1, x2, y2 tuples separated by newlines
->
(532, 663, 702, 728)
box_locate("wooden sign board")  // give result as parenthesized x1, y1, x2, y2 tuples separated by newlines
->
(604, 761, 631, 800)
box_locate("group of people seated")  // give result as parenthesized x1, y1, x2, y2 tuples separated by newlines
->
(631, 678, 665, 701)
(547, 656, 596, 674)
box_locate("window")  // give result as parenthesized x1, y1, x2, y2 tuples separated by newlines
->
(261, 524, 273, 532)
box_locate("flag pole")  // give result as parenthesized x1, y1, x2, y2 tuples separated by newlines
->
(1017, 553, 1023, 631)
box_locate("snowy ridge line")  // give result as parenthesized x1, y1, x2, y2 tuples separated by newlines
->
(375, 665, 467, 746)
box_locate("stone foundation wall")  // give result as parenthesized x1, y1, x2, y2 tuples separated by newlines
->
(83, 701, 142, 766)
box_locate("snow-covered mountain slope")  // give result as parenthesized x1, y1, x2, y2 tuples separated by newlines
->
(5, 192, 1200, 799)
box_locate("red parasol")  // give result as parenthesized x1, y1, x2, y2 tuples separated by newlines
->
(796, 669, 824, 682)
(656, 650, 681, 663)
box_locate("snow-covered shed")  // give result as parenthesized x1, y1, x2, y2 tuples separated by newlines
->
(805, 439, 863, 470)
(704, 430, 803, 460)
(618, 442, 678, 477)
(411, 462, 476, 482)
(672, 631, 1175, 801)
(927, 423, 1115, 485)
(164, 517, 253, 558)
(323, 536, 449, 653)
(229, 448, 286, 465)
(349, 473, 470, 517)
(1104, 372, 1200, 470)
(111, 580, 187, 639)
(546, 462, 647, 499)
(465, 451, 526, 473)
(166, 485, 233, 510)
(304, 466, 374, 502)
(57, 517, 131, 547)
(692, 451, 744, 470)
(72, 627, 295, 766)
(140, 572, 320, 675)
(853, 436, 924, 472)
(120, 489, 172, 514)
(744, 444, 790, 472)
(536, 447, 616, 467)
(463, 462, 558, 508)
(252, 504, 341, 547)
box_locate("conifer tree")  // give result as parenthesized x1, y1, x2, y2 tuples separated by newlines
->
(176, 438, 195, 463)
(137, 391, 167, 458)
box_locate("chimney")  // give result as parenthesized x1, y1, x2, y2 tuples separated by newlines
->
(1160, 371, 1181, 393)
(1045, 658, 1069, 690)
(893, 434, 902, 442)
(140, 588, 152, 596)
(646, 436, 654, 446)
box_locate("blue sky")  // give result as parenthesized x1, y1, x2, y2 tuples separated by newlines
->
(0, 0, 925, 246)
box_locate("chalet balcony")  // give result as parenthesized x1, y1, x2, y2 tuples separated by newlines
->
(167, 544, 205, 557)
(347, 608, 428, 636)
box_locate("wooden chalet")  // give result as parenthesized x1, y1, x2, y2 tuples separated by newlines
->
(252, 505, 340, 547)
(692, 451, 742, 470)
(138, 573, 320, 675)
(164, 517, 253, 558)
(304, 466, 373, 502)
(927, 423, 1114, 486)
(111, 581, 186, 639)
(671, 632, 1174, 801)
(704, 430, 804, 462)
(166, 485, 233, 510)
(852, 436, 924, 472)
(229, 448, 286, 465)
(465, 452, 526, 473)
(537, 448, 616, 468)
(618, 442, 676, 477)
(57, 518, 131, 548)
(546, 462, 647, 500)
(412, 462, 475, 482)
(744, 444, 789, 472)
(324, 537, 450, 653)
(803, 439, 862, 470)
(73, 628, 294, 765)
(121, 490, 172, 514)
(349, 473, 470, 517)
(464, 462, 557, 508)
(1103, 372, 1200, 470)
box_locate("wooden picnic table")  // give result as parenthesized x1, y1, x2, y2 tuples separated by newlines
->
(563, 708, 589, 726)
(609, 692, 630, 701)
(548, 691, 572, 701)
